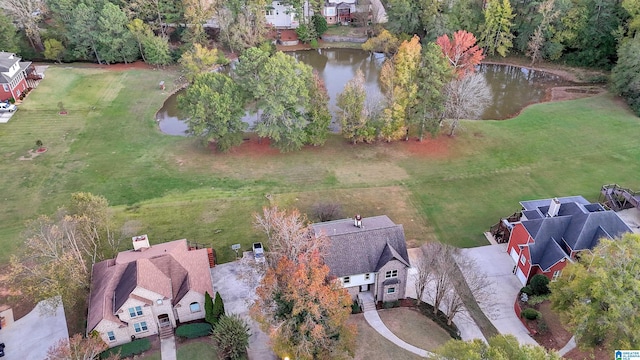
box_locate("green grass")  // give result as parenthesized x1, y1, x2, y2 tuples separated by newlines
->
(1, 65, 639, 269)
(177, 340, 219, 360)
(349, 313, 425, 360)
(378, 308, 453, 351)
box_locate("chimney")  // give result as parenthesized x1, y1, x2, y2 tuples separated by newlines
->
(132, 234, 151, 251)
(547, 198, 561, 217)
(354, 214, 362, 228)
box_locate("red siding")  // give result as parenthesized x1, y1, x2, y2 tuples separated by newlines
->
(529, 259, 567, 282)
(1, 77, 28, 102)
(507, 223, 531, 257)
(517, 245, 532, 280)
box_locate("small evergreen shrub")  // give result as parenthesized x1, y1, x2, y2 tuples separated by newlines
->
(175, 323, 212, 339)
(213, 292, 225, 325)
(310, 39, 319, 49)
(351, 301, 361, 314)
(521, 308, 541, 320)
(520, 286, 533, 296)
(383, 300, 399, 309)
(537, 318, 549, 334)
(530, 274, 551, 295)
(212, 314, 250, 360)
(100, 338, 150, 359)
(527, 294, 550, 306)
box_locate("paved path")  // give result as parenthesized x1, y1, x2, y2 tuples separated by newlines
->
(558, 336, 576, 356)
(160, 335, 177, 360)
(363, 308, 432, 358)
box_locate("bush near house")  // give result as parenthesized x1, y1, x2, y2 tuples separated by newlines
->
(529, 274, 550, 296)
(100, 338, 151, 359)
(521, 308, 541, 320)
(415, 302, 461, 340)
(176, 323, 213, 339)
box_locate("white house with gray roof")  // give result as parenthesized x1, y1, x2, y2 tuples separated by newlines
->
(312, 215, 410, 303)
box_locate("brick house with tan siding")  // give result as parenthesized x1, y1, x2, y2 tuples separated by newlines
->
(312, 215, 410, 304)
(87, 236, 214, 347)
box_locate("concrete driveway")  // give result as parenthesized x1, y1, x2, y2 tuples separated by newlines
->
(0, 110, 16, 123)
(210, 255, 277, 360)
(0, 297, 69, 360)
(459, 244, 538, 345)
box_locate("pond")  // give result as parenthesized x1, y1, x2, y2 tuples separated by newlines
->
(157, 49, 574, 136)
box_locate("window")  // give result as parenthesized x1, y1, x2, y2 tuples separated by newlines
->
(365, 273, 370, 280)
(190, 302, 201, 313)
(2, 84, 8, 91)
(385, 270, 398, 279)
(343, 276, 350, 284)
(520, 254, 526, 265)
(266, 9, 273, 15)
(128, 306, 143, 318)
(552, 270, 562, 281)
(387, 287, 396, 294)
(134, 321, 148, 333)
(107, 331, 116, 342)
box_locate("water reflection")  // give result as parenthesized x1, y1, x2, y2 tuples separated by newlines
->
(157, 49, 574, 136)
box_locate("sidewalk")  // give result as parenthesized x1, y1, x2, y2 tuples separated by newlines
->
(160, 335, 176, 360)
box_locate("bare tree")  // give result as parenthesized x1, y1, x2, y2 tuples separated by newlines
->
(443, 253, 493, 325)
(412, 242, 440, 305)
(1, 0, 44, 50)
(444, 73, 492, 136)
(253, 206, 330, 267)
(46, 333, 119, 360)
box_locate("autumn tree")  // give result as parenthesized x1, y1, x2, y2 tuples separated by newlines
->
(178, 72, 247, 151)
(217, 0, 268, 53)
(550, 233, 640, 351)
(9, 193, 118, 312)
(436, 30, 485, 79)
(253, 206, 330, 266)
(526, 0, 559, 65)
(361, 29, 401, 56)
(305, 72, 331, 146)
(44, 39, 65, 63)
(436, 334, 563, 360)
(380, 35, 422, 142)
(480, 0, 515, 57)
(182, 0, 215, 45)
(336, 70, 376, 144)
(444, 73, 492, 136)
(46, 333, 114, 360)
(411, 42, 453, 140)
(251, 250, 355, 360)
(179, 44, 227, 83)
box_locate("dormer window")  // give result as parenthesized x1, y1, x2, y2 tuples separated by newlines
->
(128, 306, 143, 318)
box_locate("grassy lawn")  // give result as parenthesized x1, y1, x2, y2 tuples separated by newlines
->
(349, 313, 425, 360)
(138, 339, 218, 360)
(323, 25, 367, 37)
(0, 65, 639, 266)
(378, 307, 453, 351)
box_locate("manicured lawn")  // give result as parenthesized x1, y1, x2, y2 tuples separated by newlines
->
(349, 313, 425, 360)
(138, 339, 219, 360)
(1, 64, 639, 268)
(378, 307, 453, 351)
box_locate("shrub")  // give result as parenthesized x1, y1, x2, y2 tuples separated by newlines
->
(415, 301, 461, 339)
(205, 291, 215, 326)
(351, 301, 361, 314)
(100, 338, 150, 359)
(527, 294, 550, 306)
(520, 286, 533, 296)
(313, 202, 343, 222)
(383, 300, 400, 309)
(212, 314, 250, 360)
(537, 318, 549, 334)
(310, 39, 319, 49)
(175, 323, 213, 339)
(521, 308, 541, 320)
(312, 14, 328, 37)
(530, 274, 550, 296)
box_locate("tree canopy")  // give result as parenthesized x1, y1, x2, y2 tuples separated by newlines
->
(550, 233, 640, 351)
(437, 334, 563, 360)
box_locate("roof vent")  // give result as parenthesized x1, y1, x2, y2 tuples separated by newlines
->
(132, 234, 150, 251)
(354, 214, 362, 228)
(548, 198, 561, 217)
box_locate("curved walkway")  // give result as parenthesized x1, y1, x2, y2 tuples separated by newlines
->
(363, 308, 432, 358)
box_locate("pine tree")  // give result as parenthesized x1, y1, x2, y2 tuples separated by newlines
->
(480, 0, 515, 57)
(213, 292, 225, 324)
(204, 291, 215, 326)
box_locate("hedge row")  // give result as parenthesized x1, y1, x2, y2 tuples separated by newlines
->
(415, 302, 462, 340)
(100, 338, 151, 359)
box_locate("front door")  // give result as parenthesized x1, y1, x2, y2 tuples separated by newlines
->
(158, 314, 170, 328)
(359, 284, 370, 292)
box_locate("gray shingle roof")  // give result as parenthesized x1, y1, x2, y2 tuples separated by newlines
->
(312, 215, 410, 278)
(521, 197, 631, 271)
(0, 52, 31, 84)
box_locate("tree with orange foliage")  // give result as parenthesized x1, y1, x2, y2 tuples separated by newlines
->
(435, 30, 485, 79)
(251, 250, 356, 360)
(46, 333, 119, 360)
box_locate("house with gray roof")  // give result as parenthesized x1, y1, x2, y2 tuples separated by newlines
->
(506, 196, 631, 285)
(312, 215, 410, 303)
(0, 52, 31, 102)
(87, 236, 214, 347)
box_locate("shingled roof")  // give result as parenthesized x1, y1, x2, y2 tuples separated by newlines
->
(521, 197, 631, 271)
(87, 239, 213, 333)
(0, 52, 31, 84)
(312, 215, 410, 278)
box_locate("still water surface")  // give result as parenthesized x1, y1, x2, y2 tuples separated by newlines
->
(157, 49, 573, 136)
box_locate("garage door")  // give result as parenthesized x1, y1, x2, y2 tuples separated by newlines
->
(510, 248, 519, 263)
(516, 267, 527, 285)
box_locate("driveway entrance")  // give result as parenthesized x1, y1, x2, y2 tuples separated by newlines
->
(459, 244, 538, 345)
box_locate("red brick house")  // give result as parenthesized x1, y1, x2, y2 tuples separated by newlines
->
(505, 196, 631, 285)
(0, 52, 31, 102)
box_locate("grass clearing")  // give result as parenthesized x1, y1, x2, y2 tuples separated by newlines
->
(378, 307, 453, 351)
(349, 314, 425, 360)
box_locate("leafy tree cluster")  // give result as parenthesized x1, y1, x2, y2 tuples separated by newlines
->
(437, 334, 562, 360)
(178, 47, 331, 153)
